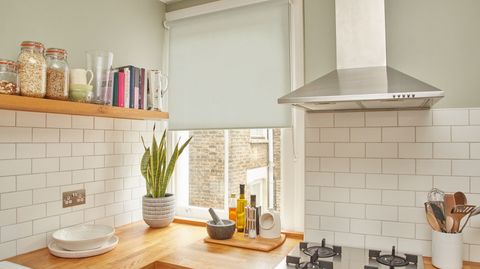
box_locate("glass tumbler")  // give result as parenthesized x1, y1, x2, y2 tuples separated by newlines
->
(86, 50, 113, 105)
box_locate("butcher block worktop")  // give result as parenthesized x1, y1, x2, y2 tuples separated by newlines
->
(5, 221, 480, 269)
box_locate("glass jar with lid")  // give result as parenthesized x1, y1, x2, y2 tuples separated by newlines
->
(0, 59, 18, 95)
(17, 41, 47, 98)
(45, 48, 69, 100)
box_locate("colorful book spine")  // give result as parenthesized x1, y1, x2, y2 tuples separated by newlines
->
(124, 68, 130, 108)
(142, 68, 148, 110)
(139, 68, 145, 110)
(112, 71, 119, 106)
(118, 71, 125, 107)
(134, 67, 140, 109)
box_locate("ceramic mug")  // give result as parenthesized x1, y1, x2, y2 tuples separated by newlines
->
(70, 68, 93, 85)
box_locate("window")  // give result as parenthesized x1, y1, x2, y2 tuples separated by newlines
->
(173, 129, 282, 219)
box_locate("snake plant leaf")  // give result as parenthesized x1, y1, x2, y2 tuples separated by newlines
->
(140, 148, 150, 186)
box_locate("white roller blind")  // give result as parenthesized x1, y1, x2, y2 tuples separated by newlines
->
(167, 0, 291, 130)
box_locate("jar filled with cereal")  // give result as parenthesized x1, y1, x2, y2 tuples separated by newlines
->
(0, 59, 18, 95)
(17, 41, 47, 98)
(45, 48, 69, 100)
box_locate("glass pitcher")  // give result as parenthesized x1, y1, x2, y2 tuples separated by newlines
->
(86, 50, 113, 105)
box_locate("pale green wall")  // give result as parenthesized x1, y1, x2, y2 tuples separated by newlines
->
(304, 0, 336, 83)
(0, 0, 166, 69)
(166, 0, 218, 12)
(385, 0, 480, 108)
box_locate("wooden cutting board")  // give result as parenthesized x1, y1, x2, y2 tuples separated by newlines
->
(204, 232, 286, 252)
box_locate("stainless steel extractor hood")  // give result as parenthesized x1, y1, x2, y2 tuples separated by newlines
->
(279, 0, 444, 111)
(278, 66, 444, 111)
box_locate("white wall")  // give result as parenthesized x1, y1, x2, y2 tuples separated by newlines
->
(0, 110, 167, 259)
(305, 108, 480, 261)
(0, 0, 166, 69)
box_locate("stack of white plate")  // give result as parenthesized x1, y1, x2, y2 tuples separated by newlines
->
(48, 224, 118, 258)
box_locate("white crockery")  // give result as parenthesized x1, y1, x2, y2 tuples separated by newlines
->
(48, 235, 119, 258)
(52, 224, 115, 251)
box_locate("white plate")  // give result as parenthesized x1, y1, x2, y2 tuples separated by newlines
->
(48, 235, 119, 258)
(52, 224, 115, 251)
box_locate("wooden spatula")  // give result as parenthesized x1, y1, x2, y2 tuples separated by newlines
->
(424, 202, 442, 232)
(451, 205, 475, 233)
(444, 194, 455, 232)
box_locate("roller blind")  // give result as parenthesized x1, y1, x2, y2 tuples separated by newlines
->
(167, 0, 291, 130)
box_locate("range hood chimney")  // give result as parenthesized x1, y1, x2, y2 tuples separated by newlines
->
(278, 0, 444, 111)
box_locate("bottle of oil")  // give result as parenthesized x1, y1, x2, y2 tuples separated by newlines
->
(236, 184, 248, 232)
(228, 193, 237, 222)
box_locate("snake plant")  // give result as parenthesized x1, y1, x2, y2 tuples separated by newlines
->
(141, 128, 192, 198)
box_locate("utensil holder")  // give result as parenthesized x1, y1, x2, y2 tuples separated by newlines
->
(432, 230, 463, 269)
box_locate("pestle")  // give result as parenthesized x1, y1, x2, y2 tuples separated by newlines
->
(208, 208, 225, 225)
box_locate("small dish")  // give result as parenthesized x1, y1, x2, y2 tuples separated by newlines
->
(52, 224, 115, 251)
(48, 235, 119, 258)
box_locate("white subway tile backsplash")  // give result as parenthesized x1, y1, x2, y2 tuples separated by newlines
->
(124, 131, 139, 143)
(320, 187, 349, 202)
(433, 109, 469, 126)
(0, 176, 15, 193)
(398, 143, 432, 159)
(434, 176, 470, 193)
(84, 156, 105, 169)
(1, 191, 32, 210)
(335, 203, 365, 218)
(335, 143, 365, 158)
(32, 158, 59, 173)
(434, 143, 469, 159)
(382, 190, 415, 206)
(0, 209, 16, 226)
(0, 159, 31, 177)
(85, 181, 105, 194)
(306, 113, 334, 127)
(0, 241, 16, 260)
(305, 172, 334, 186)
(416, 126, 450, 142)
(351, 159, 381, 173)
(72, 143, 94, 156)
(382, 127, 415, 142)
(16, 143, 45, 159)
(351, 189, 381, 204)
(382, 221, 415, 238)
(366, 143, 397, 158)
(320, 158, 349, 172)
(305, 128, 319, 142)
(114, 212, 132, 227)
(33, 216, 59, 234)
(95, 192, 114, 207)
(335, 173, 365, 188)
(365, 235, 397, 251)
(114, 119, 131, 131)
(415, 223, 432, 240)
(365, 112, 397, 127)
(398, 207, 426, 224)
(16, 112, 45, 127)
(306, 143, 334, 157)
(452, 126, 480, 142)
(453, 160, 480, 176)
(305, 186, 319, 200)
(94, 117, 114, 130)
(398, 110, 432, 126)
(72, 169, 94, 183)
(85, 207, 105, 222)
(0, 144, 15, 160)
(351, 219, 381, 235)
(471, 144, 480, 159)
(305, 201, 334, 216)
(305, 215, 320, 229)
(60, 129, 83, 143)
(106, 203, 124, 216)
(398, 175, 432, 191)
(320, 216, 349, 232)
(59, 157, 83, 171)
(17, 174, 46, 191)
(60, 211, 84, 227)
(335, 112, 364, 127)
(398, 238, 431, 256)
(416, 159, 451, 176)
(95, 168, 115, 181)
(1, 222, 32, 242)
(334, 232, 365, 248)
(305, 157, 320, 171)
(46, 114, 71, 128)
(46, 171, 71, 187)
(366, 174, 398, 190)
(351, 128, 381, 142)
(72, 115, 93, 129)
(105, 131, 124, 142)
(320, 128, 349, 142)
(46, 143, 71, 157)
(33, 187, 60, 204)
(84, 130, 104, 142)
(17, 204, 45, 222)
(0, 110, 15, 127)
(382, 159, 415, 175)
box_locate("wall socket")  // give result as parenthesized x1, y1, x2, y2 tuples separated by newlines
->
(62, 189, 86, 208)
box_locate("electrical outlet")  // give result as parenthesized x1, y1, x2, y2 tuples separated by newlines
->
(62, 189, 86, 208)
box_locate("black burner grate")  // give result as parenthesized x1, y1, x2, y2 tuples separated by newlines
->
(303, 239, 337, 258)
(376, 246, 409, 268)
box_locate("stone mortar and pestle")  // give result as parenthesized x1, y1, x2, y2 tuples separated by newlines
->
(206, 208, 236, 240)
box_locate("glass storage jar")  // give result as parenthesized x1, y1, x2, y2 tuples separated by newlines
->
(0, 59, 18, 95)
(45, 48, 69, 100)
(17, 41, 47, 98)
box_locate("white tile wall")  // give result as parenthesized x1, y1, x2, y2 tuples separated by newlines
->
(305, 108, 480, 261)
(0, 111, 164, 259)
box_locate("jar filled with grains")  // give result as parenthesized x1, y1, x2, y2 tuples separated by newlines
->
(45, 48, 69, 100)
(17, 41, 47, 98)
(0, 59, 18, 95)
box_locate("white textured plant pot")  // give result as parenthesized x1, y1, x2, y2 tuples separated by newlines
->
(432, 230, 463, 269)
(142, 194, 175, 228)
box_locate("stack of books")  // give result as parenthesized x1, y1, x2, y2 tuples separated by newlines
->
(112, 66, 148, 109)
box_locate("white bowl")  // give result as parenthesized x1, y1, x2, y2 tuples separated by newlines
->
(52, 224, 115, 251)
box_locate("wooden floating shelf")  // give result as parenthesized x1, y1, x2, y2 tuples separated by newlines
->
(0, 95, 169, 120)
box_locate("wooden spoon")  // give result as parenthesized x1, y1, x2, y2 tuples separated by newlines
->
(454, 191, 467, 206)
(444, 194, 455, 232)
(425, 202, 442, 232)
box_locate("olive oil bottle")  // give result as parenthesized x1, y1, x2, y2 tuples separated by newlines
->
(236, 184, 248, 232)
(228, 193, 237, 222)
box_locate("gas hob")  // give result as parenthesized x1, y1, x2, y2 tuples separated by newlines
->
(274, 239, 424, 269)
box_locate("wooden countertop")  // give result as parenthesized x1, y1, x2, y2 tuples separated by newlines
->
(6, 221, 299, 269)
(5, 221, 480, 269)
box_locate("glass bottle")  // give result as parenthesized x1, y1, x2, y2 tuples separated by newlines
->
(0, 59, 18, 95)
(228, 194, 237, 222)
(236, 184, 248, 232)
(45, 48, 69, 100)
(17, 41, 47, 98)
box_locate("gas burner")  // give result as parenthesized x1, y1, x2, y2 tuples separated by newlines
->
(370, 246, 415, 268)
(296, 262, 322, 269)
(303, 239, 340, 258)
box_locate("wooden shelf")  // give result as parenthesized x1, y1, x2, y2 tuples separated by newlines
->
(0, 95, 169, 120)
